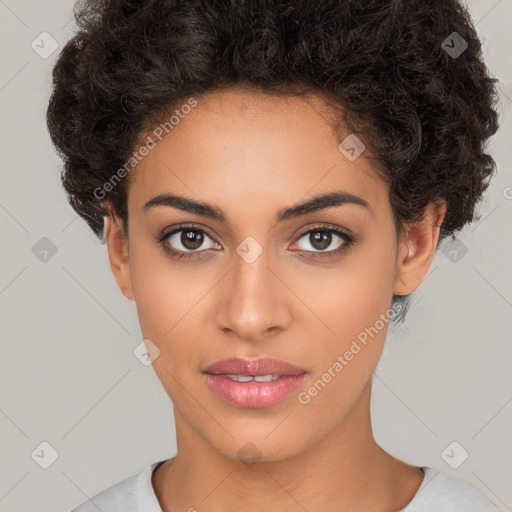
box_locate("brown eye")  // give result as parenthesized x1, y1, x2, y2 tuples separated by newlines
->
(295, 228, 348, 253)
(180, 229, 204, 250)
(163, 227, 218, 254)
(309, 231, 332, 251)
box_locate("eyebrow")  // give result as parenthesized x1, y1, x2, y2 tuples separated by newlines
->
(143, 190, 373, 222)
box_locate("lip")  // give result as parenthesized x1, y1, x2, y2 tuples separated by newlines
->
(203, 357, 306, 376)
(203, 357, 307, 409)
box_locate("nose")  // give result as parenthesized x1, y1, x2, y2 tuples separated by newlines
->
(214, 248, 292, 343)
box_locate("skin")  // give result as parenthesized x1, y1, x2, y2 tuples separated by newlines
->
(103, 87, 446, 512)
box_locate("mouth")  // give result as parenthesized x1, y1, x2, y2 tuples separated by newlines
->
(203, 357, 307, 408)
(218, 374, 283, 382)
(203, 356, 307, 376)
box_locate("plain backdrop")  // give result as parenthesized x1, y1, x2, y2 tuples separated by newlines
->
(0, 0, 511, 511)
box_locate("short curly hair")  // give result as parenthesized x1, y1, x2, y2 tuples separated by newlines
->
(46, 0, 500, 323)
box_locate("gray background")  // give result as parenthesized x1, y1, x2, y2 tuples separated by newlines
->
(0, 1, 511, 511)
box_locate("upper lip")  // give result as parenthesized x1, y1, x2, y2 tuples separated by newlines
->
(203, 357, 307, 376)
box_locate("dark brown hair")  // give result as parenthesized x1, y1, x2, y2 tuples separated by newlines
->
(46, 0, 500, 323)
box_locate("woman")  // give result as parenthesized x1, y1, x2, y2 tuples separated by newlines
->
(46, 0, 502, 510)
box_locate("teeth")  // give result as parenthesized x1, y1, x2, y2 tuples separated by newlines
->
(254, 374, 281, 382)
(225, 374, 254, 382)
(224, 374, 281, 382)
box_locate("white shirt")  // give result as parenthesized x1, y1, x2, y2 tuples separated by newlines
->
(69, 460, 503, 511)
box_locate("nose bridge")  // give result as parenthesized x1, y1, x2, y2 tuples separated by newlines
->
(215, 241, 289, 341)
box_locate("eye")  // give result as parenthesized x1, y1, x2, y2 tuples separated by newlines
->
(291, 225, 355, 257)
(158, 223, 355, 261)
(158, 224, 220, 259)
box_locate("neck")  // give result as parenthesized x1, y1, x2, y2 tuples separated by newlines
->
(153, 382, 424, 512)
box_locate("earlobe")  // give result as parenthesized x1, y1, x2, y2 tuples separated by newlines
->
(393, 199, 447, 296)
(103, 214, 135, 302)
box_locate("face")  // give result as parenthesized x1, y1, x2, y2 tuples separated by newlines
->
(104, 88, 445, 463)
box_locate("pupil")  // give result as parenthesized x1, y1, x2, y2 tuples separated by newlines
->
(311, 231, 331, 250)
(182, 229, 203, 250)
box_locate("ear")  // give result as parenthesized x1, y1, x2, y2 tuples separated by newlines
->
(103, 214, 135, 301)
(393, 199, 447, 295)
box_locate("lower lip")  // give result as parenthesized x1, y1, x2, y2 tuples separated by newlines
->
(205, 373, 306, 408)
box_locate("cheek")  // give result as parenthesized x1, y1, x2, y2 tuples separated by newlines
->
(129, 244, 186, 343)
(289, 236, 396, 384)
(294, 238, 396, 333)
(295, 273, 393, 419)
(129, 247, 213, 376)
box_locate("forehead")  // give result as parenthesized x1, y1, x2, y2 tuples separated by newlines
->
(127, 88, 388, 218)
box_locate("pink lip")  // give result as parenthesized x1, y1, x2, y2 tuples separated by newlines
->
(203, 357, 307, 409)
(203, 357, 306, 376)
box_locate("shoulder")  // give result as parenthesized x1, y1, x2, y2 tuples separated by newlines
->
(403, 467, 503, 511)
(68, 460, 166, 512)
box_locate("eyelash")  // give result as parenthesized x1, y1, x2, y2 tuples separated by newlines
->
(157, 223, 356, 261)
